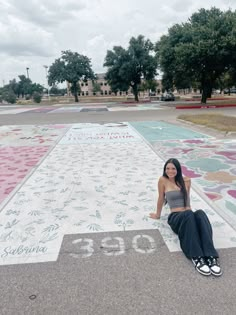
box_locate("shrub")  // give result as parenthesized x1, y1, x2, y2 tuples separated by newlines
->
(2, 90, 17, 104)
(33, 92, 42, 103)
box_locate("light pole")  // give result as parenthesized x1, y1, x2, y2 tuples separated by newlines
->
(43, 65, 50, 100)
(26, 67, 29, 79)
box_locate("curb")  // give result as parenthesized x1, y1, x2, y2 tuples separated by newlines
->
(185, 97, 236, 102)
(176, 104, 236, 109)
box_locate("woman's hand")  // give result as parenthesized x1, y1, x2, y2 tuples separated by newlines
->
(149, 212, 160, 220)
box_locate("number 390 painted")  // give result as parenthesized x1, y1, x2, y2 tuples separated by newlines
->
(69, 234, 156, 259)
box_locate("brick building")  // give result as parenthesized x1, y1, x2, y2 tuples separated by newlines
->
(67, 73, 161, 97)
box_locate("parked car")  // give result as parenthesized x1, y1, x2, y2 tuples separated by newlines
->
(160, 93, 175, 101)
(223, 88, 236, 94)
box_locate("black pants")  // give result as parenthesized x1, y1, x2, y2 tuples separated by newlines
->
(168, 209, 219, 259)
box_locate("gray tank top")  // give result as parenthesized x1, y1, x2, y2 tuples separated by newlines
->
(165, 190, 190, 209)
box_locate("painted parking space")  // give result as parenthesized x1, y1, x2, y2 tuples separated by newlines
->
(0, 146, 50, 205)
(129, 121, 210, 141)
(152, 138, 236, 226)
(0, 124, 69, 146)
(0, 124, 69, 207)
(0, 121, 235, 266)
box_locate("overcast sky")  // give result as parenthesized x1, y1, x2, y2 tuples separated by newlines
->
(0, 0, 236, 87)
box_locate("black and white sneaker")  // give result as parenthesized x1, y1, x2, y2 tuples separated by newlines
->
(192, 257, 211, 276)
(206, 256, 222, 276)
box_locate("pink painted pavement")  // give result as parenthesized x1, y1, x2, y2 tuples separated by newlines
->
(0, 146, 49, 204)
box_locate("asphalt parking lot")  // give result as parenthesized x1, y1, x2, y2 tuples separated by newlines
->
(0, 104, 236, 315)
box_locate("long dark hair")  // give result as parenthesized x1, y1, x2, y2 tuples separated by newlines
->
(163, 158, 188, 207)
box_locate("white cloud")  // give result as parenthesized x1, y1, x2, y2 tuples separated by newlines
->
(6, 0, 87, 27)
(0, 16, 58, 57)
(0, 0, 236, 85)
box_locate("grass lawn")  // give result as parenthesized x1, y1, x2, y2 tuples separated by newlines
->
(178, 113, 236, 132)
(176, 99, 236, 107)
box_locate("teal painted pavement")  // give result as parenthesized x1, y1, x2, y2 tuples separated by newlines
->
(129, 121, 210, 142)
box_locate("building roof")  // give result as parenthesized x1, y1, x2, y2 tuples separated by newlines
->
(96, 73, 106, 80)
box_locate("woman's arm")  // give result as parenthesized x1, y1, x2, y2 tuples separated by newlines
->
(184, 177, 191, 194)
(149, 177, 165, 219)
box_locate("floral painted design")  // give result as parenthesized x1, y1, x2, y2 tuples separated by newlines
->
(151, 138, 236, 226)
(0, 146, 50, 204)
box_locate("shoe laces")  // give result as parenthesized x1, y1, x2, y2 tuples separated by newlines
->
(193, 256, 205, 266)
(207, 256, 218, 266)
(198, 257, 206, 265)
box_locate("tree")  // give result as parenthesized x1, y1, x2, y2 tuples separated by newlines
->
(216, 68, 236, 94)
(10, 76, 43, 98)
(70, 82, 81, 97)
(0, 82, 17, 103)
(7, 79, 19, 96)
(139, 79, 159, 95)
(49, 85, 60, 95)
(48, 50, 95, 102)
(49, 85, 67, 96)
(157, 8, 236, 103)
(1, 77, 44, 101)
(30, 83, 44, 95)
(2, 90, 17, 104)
(33, 92, 42, 103)
(2, 79, 20, 98)
(104, 35, 158, 101)
(17, 75, 32, 98)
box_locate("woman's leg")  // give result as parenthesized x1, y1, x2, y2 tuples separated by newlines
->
(193, 209, 219, 258)
(168, 210, 204, 259)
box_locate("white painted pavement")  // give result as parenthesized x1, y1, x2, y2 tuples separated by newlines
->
(0, 108, 39, 114)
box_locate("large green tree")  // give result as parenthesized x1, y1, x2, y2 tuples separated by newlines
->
(157, 8, 236, 103)
(48, 50, 95, 102)
(104, 35, 158, 101)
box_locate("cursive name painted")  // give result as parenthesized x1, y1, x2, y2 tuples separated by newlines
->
(1, 245, 47, 258)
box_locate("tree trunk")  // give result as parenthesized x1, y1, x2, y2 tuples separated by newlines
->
(133, 84, 139, 102)
(207, 86, 212, 98)
(71, 82, 79, 102)
(201, 79, 212, 104)
(74, 93, 79, 102)
(201, 89, 207, 103)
